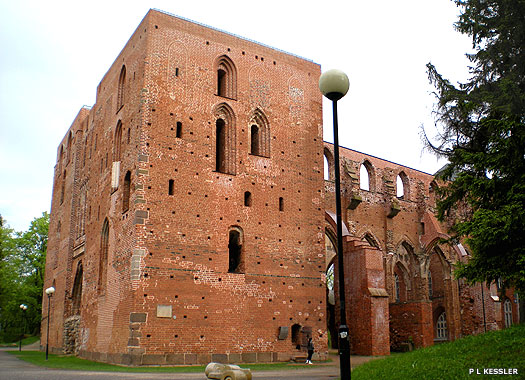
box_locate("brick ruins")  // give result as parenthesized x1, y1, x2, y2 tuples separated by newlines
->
(42, 9, 521, 365)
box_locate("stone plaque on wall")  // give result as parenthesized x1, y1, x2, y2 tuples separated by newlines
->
(157, 305, 172, 318)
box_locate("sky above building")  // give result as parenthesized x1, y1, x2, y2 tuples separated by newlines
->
(0, 0, 473, 231)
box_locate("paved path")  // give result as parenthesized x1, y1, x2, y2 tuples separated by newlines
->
(0, 345, 380, 380)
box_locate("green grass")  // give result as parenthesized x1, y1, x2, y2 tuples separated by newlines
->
(352, 324, 525, 380)
(7, 351, 321, 372)
(0, 335, 39, 347)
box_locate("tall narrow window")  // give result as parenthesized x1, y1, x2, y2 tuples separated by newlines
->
(244, 191, 252, 207)
(66, 132, 73, 164)
(117, 65, 126, 111)
(99, 219, 110, 292)
(176, 122, 182, 138)
(228, 228, 243, 273)
(249, 109, 270, 157)
(397, 171, 409, 199)
(122, 171, 131, 212)
(113, 121, 123, 161)
(60, 170, 66, 204)
(250, 125, 260, 155)
(504, 299, 513, 328)
(279, 197, 284, 212)
(291, 324, 302, 349)
(436, 312, 448, 340)
(71, 262, 83, 314)
(360, 164, 370, 191)
(216, 119, 226, 173)
(169, 179, 174, 196)
(216, 56, 237, 99)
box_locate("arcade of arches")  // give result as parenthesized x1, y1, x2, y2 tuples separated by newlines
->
(322, 143, 520, 355)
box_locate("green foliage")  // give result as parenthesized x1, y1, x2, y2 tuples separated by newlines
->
(352, 324, 525, 379)
(0, 213, 49, 341)
(423, 0, 525, 292)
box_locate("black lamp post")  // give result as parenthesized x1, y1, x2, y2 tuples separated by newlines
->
(19, 304, 28, 351)
(319, 69, 351, 380)
(45, 286, 55, 360)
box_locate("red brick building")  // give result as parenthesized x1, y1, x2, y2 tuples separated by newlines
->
(42, 9, 521, 365)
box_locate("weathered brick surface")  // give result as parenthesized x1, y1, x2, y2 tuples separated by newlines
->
(42, 9, 520, 365)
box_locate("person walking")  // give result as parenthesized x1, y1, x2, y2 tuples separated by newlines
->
(306, 337, 314, 364)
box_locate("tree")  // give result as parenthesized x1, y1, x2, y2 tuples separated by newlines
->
(423, 0, 525, 293)
(0, 213, 49, 341)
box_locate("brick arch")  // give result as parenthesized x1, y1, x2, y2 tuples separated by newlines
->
(323, 147, 334, 181)
(249, 108, 270, 157)
(213, 102, 236, 175)
(215, 55, 237, 99)
(359, 159, 376, 191)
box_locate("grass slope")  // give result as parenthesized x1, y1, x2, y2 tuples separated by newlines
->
(352, 324, 525, 380)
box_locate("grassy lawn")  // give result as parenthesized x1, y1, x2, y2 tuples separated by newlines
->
(352, 324, 525, 380)
(0, 335, 39, 347)
(7, 351, 321, 373)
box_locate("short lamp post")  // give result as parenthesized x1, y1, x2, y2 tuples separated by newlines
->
(319, 69, 351, 380)
(45, 286, 55, 360)
(19, 304, 28, 352)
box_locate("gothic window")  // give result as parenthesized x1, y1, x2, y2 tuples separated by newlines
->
(504, 299, 513, 328)
(71, 262, 83, 314)
(216, 118, 226, 173)
(117, 65, 126, 111)
(244, 191, 252, 207)
(364, 233, 379, 248)
(99, 218, 109, 293)
(436, 312, 448, 340)
(58, 145, 64, 173)
(122, 171, 131, 213)
(396, 171, 409, 199)
(216, 56, 237, 99)
(214, 103, 236, 175)
(323, 148, 334, 181)
(249, 109, 270, 157)
(360, 164, 370, 191)
(60, 170, 66, 204)
(113, 120, 123, 162)
(228, 227, 244, 273)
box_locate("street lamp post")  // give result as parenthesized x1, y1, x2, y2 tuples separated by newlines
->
(19, 304, 28, 351)
(45, 286, 55, 360)
(319, 69, 351, 380)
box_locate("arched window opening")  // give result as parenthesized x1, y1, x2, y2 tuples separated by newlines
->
(117, 65, 126, 111)
(99, 219, 110, 292)
(436, 312, 448, 340)
(114, 121, 123, 161)
(168, 179, 175, 196)
(216, 118, 226, 173)
(504, 299, 513, 328)
(326, 262, 335, 305)
(249, 109, 270, 157)
(58, 145, 64, 173)
(360, 164, 370, 191)
(324, 155, 329, 180)
(244, 191, 252, 207)
(60, 170, 66, 205)
(250, 125, 260, 155)
(228, 228, 243, 273)
(218, 69, 227, 97)
(428, 271, 433, 298)
(71, 262, 83, 314)
(396, 171, 409, 199)
(176, 122, 182, 138)
(216, 56, 237, 99)
(291, 324, 302, 349)
(279, 197, 284, 212)
(66, 132, 73, 164)
(122, 171, 131, 213)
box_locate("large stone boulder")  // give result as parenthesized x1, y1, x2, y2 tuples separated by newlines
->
(205, 362, 252, 380)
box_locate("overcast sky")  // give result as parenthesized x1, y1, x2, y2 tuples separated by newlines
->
(0, 0, 473, 232)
